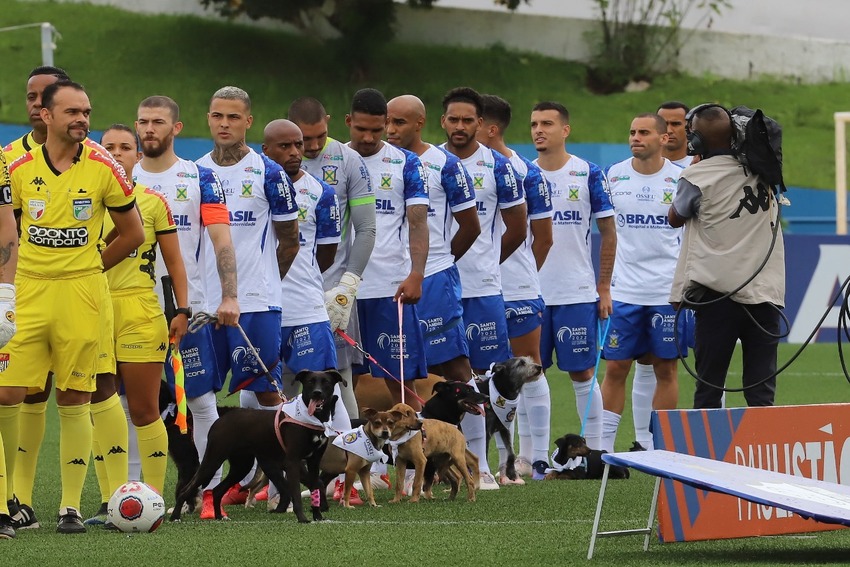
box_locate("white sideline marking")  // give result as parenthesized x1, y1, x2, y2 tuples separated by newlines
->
(222, 518, 644, 526)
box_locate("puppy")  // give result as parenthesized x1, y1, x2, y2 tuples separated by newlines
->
(477, 356, 543, 482)
(319, 408, 396, 508)
(544, 433, 630, 480)
(171, 369, 343, 523)
(389, 403, 478, 502)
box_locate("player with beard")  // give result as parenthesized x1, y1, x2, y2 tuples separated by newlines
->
(287, 97, 375, 418)
(477, 94, 553, 482)
(600, 113, 686, 454)
(533, 101, 616, 464)
(133, 95, 239, 519)
(440, 87, 526, 490)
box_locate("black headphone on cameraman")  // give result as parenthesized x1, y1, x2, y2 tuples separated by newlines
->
(685, 103, 733, 157)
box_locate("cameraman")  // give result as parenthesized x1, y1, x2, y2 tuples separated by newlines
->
(668, 104, 785, 409)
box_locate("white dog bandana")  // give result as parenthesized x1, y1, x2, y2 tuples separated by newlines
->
(480, 364, 519, 428)
(332, 426, 389, 463)
(387, 429, 422, 461)
(544, 447, 586, 474)
(281, 397, 336, 437)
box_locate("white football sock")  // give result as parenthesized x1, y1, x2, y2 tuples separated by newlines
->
(601, 410, 621, 454)
(516, 393, 532, 463)
(120, 395, 141, 482)
(187, 391, 222, 490)
(493, 420, 516, 468)
(522, 375, 551, 465)
(632, 363, 656, 450)
(573, 377, 603, 450)
(239, 389, 260, 409)
(330, 383, 352, 432)
(336, 366, 359, 418)
(459, 378, 490, 473)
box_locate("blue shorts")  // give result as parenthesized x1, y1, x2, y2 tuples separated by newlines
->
(357, 297, 428, 380)
(165, 325, 223, 399)
(602, 302, 688, 361)
(281, 321, 337, 374)
(683, 308, 696, 349)
(541, 302, 599, 373)
(211, 311, 284, 394)
(462, 295, 512, 371)
(419, 265, 469, 366)
(505, 297, 545, 339)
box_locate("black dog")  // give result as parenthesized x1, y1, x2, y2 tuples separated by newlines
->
(477, 356, 543, 482)
(171, 370, 343, 523)
(420, 380, 488, 424)
(545, 433, 630, 480)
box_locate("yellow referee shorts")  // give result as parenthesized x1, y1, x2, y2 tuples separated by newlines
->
(0, 272, 109, 393)
(97, 287, 116, 375)
(111, 290, 168, 364)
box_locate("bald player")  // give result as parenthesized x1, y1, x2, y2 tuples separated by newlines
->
(386, 95, 480, 385)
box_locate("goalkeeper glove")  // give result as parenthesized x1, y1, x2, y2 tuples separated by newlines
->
(0, 284, 16, 349)
(324, 272, 361, 331)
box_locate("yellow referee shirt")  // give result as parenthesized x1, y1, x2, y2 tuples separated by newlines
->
(3, 132, 39, 163)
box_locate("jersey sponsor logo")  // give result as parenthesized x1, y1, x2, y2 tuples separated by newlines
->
(476, 201, 487, 214)
(322, 165, 338, 185)
(569, 170, 588, 177)
(475, 160, 494, 169)
(245, 166, 262, 175)
(552, 210, 582, 222)
(241, 180, 253, 198)
(27, 226, 88, 248)
(616, 213, 669, 227)
(472, 173, 485, 189)
(72, 198, 92, 221)
(664, 177, 677, 183)
(175, 184, 189, 201)
(609, 175, 629, 182)
(376, 199, 396, 213)
(229, 210, 257, 225)
(321, 154, 343, 161)
(176, 171, 197, 179)
(379, 173, 393, 190)
(30, 176, 46, 186)
(28, 199, 45, 220)
(382, 157, 403, 165)
(173, 214, 191, 228)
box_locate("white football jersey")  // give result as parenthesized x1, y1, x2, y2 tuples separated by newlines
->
(420, 144, 476, 278)
(280, 172, 341, 326)
(351, 142, 428, 300)
(535, 155, 614, 306)
(197, 149, 298, 313)
(500, 150, 553, 301)
(605, 157, 683, 305)
(442, 143, 523, 298)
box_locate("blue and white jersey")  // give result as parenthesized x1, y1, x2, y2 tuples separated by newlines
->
(352, 142, 428, 300)
(605, 158, 682, 305)
(443, 143, 523, 298)
(500, 150, 553, 301)
(300, 137, 375, 290)
(197, 149, 299, 312)
(420, 144, 476, 277)
(280, 171, 341, 326)
(536, 155, 613, 306)
(134, 158, 227, 312)
(671, 155, 694, 168)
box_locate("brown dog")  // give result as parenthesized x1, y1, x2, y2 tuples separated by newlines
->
(353, 373, 445, 414)
(320, 408, 397, 508)
(388, 403, 478, 502)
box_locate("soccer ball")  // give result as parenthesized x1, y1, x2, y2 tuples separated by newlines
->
(107, 481, 165, 533)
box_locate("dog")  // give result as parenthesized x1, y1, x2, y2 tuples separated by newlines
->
(476, 356, 544, 482)
(420, 380, 488, 424)
(544, 433, 630, 480)
(170, 369, 343, 523)
(318, 408, 397, 508)
(388, 403, 478, 502)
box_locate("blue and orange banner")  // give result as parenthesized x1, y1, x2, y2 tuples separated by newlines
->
(652, 404, 850, 541)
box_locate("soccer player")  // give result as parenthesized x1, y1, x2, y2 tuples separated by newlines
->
(287, 97, 375, 418)
(262, 118, 361, 505)
(657, 101, 693, 167)
(600, 113, 686, 453)
(533, 101, 616, 465)
(3, 65, 70, 530)
(477, 94, 553, 482)
(0, 148, 18, 539)
(2, 80, 144, 533)
(81, 125, 189, 524)
(441, 87, 526, 489)
(345, 88, 429, 412)
(133, 95, 239, 519)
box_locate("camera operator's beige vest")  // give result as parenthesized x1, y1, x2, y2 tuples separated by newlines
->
(670, 155, 785, 306)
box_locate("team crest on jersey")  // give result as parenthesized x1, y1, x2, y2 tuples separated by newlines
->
(175, 184, 189, 201)
(379, 173, 393, 190)
(297, 207, 308, 221)
(28, 199, 45, 220)
(568, 185, 581, 201)
(472, 174, 485, 189)
(72, 198, 92, 221)
(662, 190, 673, 204)
(322, 165, 338, 185)
(241, 180, 253, 198)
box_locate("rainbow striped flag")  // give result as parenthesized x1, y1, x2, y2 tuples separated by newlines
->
(169, 339, 188, 434)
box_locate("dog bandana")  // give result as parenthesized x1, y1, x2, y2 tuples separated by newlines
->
(387, 429, 422, 461)
(332, 426, 389, 463)
(479, 364, 519, 428)
(281, 397, 337, 437)
(544, 447, 586, 474)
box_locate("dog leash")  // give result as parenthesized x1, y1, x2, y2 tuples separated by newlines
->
(188, 311, 287, 403)
(334, 328, 426, 406)
(580, 317, 611, 438)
